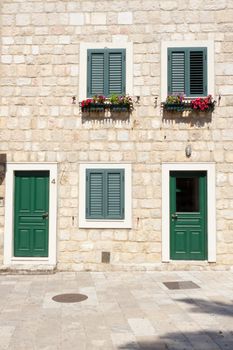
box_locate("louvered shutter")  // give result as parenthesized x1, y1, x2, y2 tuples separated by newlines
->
(106, 170, 124, 219)
(87, 50, 105, 97)
(108, 50, 126, 95)
(86, 169, 124, 220)
(189, 48, 207, 96)
(87, 49, 126, 97)
(86, 170, 104, 219)
(168, 47, 207, 97)
(168, 49, 185, 95)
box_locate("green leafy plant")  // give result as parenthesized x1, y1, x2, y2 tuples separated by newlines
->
(166, 94, 184, 104)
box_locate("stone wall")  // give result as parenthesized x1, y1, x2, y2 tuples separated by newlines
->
(0, 0, 233, 270)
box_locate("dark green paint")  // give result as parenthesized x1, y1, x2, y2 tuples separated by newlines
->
(86, 169, 124, 220)
(170, 171, 207, 260)
(14, 171, 49, 257)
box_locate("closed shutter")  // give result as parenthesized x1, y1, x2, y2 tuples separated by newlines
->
(87, 49, 126, 97)
(108, 50, 126, 95)
(86, 170, 104, 219)
(87, 50, 105, 96)
(168, 50, 185, 95)
(106, 170, 124, 219)
(86, 169, 124, 219)
(168, 47, 207, 97)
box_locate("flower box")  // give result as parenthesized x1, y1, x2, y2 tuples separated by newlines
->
(110, 104, 131, 112)
(80, 94, 133, 115)
(163, 103, 191, 112)
(82, 103, 105, 113)
(163, 95, 216, 113)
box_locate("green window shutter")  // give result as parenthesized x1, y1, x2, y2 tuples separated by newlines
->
(108, 49, 126, 95)
(87, 49, 126, 97)
(86, 169, 125, 220)
(106, 170, 124, 219)
(168, 47, 207, 97)
(86, 170, 104, 219)
(189, 48, 207, 96)
(168, 49, 185, 95)
(87, 50, 105, 97)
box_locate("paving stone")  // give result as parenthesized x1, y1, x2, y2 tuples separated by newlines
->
(0, 272, 232, 349)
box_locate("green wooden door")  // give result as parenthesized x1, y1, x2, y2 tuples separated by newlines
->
(14, 171, 49, 257)
(170, 171, 207, 260)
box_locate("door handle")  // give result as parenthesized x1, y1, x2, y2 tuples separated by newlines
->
(171, 213, 178, 219)
(42, 212, 48, 219)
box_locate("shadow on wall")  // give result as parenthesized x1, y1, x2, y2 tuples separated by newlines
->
(119, 298, 233, 349)
(0, 153, 7, 185)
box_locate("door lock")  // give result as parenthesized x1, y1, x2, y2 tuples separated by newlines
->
(171, 213, 178, 219)
(42, 212, 48, 219)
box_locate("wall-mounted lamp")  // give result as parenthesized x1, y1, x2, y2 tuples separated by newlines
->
(72, 96, 76, 104)
(154, 96, 158, 107)
(136, 96, 140, 104)
(185, 144, 192, 158)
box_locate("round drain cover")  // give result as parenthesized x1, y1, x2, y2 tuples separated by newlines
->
(52, 293, 88, 303)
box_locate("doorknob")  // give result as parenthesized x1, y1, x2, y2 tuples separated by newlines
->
(42, 212, 48, 219)
(171, 213, 178, 219)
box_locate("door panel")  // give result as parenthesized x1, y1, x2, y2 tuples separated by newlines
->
(170, 171, 207, 260)
(14, 171, 49, 257)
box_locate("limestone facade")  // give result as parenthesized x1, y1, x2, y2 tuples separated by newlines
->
(0, 0, 233, 271)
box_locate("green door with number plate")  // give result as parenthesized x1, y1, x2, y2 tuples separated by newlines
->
(170, 171, 207, 260)
(14, 171, 49, 257)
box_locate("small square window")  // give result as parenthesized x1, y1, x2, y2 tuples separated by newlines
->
(79, 42, 133, 102)
(87, 49, 126, 97)
(79, 164, 131, 228)
(86, 169, 124, 220)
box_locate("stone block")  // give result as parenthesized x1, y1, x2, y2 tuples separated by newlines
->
(91, 13, 107, 25)
(16, 14, 30, 26)
(118, 12, 133, 24)
(69, 13, 84, 25)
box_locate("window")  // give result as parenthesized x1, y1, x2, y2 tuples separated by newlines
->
(87, 49, 126, 97)
(86, 169, 124, 219)
(79, 42, 133, 101)
(79, 163, 131, 228)
(161, 41, 214, 102)
(168, 47, 207, 97)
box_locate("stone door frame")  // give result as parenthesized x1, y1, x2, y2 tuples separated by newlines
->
(4, 162, 57, 266)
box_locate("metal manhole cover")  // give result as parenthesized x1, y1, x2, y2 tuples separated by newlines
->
(163, 281, 200, 290)
(52, 293, 88, 303)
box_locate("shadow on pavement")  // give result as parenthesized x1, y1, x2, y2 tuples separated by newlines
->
(177, 298, 233, 317)
(119, 330, 233, 350)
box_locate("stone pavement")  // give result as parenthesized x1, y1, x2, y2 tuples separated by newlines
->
(0, 271, 233, 350)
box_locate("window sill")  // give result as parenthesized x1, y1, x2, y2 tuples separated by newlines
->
(79, 220, 131, 229)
